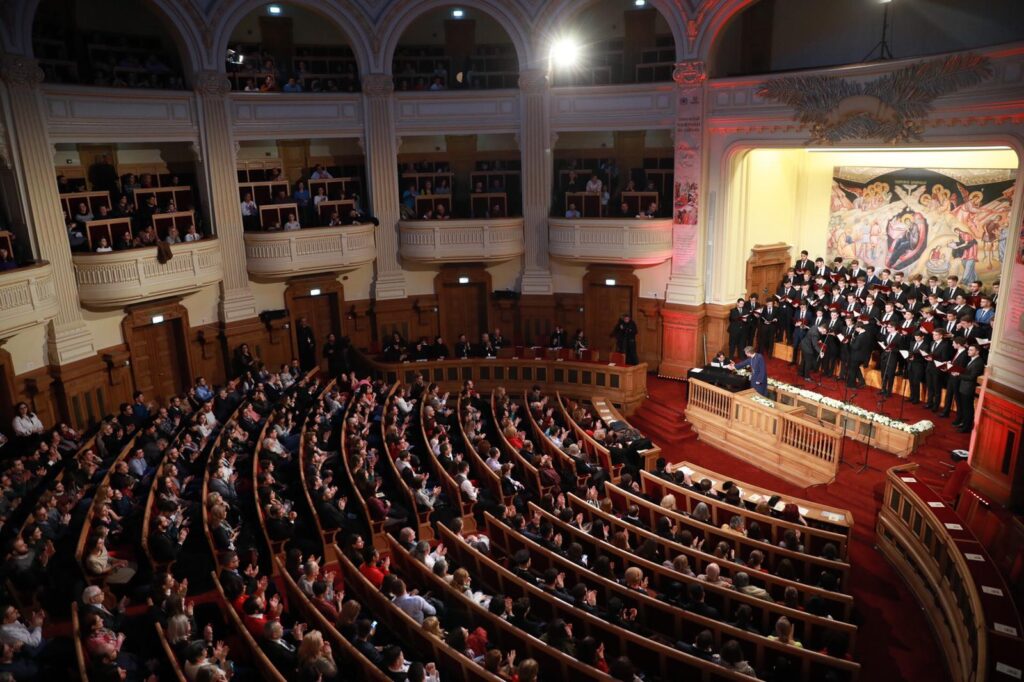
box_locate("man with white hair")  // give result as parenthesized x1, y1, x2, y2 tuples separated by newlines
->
(81, 586, 128, 630)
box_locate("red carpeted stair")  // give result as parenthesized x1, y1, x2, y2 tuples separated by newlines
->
(637, 358, 969, 682)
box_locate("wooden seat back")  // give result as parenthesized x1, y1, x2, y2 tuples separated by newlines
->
(419, 396, 476, 532)
(382, 383, 433, 540)
(211, 571, 288, 682)
(490, 392, 550, 498)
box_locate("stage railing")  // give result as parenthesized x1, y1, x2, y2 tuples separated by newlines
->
(685, 379, 841, 486)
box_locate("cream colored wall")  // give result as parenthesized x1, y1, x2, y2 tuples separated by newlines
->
(723, 147, 1020, 299)
(237, 141, 280, 160)
(4, 326, 49, 374)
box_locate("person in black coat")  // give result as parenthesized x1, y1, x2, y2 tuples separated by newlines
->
(906, 329, 930, 404)
(954, 344, 984, 431)
(613, 314, 639, 365)
(940, 338, 969, 417)
(550, 325, 567, 349)
(847, 325, 871, 388)
(727, 299, 748, 360)
(925, 330, 953, 411)
(323, 333, 349, 378)
(756, 301, 779, 355)
(296, 318, 317, 371)
(877, 323, 902, 397)
(798, 325, 824, 380)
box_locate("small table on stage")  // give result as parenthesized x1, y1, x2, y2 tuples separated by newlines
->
(687, 366, 750, 394)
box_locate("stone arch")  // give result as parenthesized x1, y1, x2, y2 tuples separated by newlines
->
(533, 0, 687, 62)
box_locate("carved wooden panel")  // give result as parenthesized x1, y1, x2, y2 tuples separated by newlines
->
(746, 243, 791, 299)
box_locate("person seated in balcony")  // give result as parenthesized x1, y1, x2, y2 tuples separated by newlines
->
(0, 247, 16, 271)
(383, 332, 408, 362)
(401, 183, 418, 218)
(164, 226, 182, 244)
(259, 74, 276, 92)
(74, 202, 94, 226)
(137, 225, 158, 247)
(293, 180, 311, 214)
(240, 192, 259, 230)
(436, 179, 451, 194)
(473, 181, 485, 193)
(95, 204, 112, 221)
(434, 204, 450, 220)
(115, 229, 136, 251)
(490, 203, 504, 218)
(639, 202, 659, 219)
(422, 180, 434, 196)
(327, 211, 343, 227)
(586, 175, 603, 194)
(67, 219, 87, 252)
(617, 201, 631, 217)
(267, 220, 283, 231)
(243, 77, 258, 92)
(311, 164, 333, 180)
(420, 208, 434, 220)
(565, 203, 581, 219)
(313, 185, 329, 214)
(431, 336, 449, 359)
(347, 209, 367, 226)
(282, 76, 303, 93)
(184, 224, 202, 242)
(429, 77, 445, 91)
(113, 196, 135, 220)
(164, 199, 177, 214)
(283, 213, 301, 231)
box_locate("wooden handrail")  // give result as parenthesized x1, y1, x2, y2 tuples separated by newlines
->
(456, 391, 511, 507)
(210, 571, 289, 682)
(419, 392, 476, 532)
(381, 383, 433, 541)
(340, 382, 388, 551)
(299, 379, 340, 563)
(554, 392, 623, 482)
(71, 602, 89, 682)
(490, 391, 549, 497)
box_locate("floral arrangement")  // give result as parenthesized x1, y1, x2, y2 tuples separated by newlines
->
(734, 369, 934, 434)
(751, 395, 776, 409)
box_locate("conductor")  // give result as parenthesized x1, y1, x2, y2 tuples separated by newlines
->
(730, 346, 768, 397)
(613, 314, 639, 365)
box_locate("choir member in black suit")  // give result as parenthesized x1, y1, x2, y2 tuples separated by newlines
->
(939, 337, 969, 417)
(613, 314, 639, 365)
(846, 325, 871, 388)
(906, 329, 930, 404)
(727, 299, 748, 360)
(757, 300, 779, 355)
(925, 329, 952, 411)
(877, 323, 901, 398)
(799, 324, 825, 380)
(955, 344, 985, 432)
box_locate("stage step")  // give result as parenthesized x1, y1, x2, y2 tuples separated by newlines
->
(639, 400, 687, 422)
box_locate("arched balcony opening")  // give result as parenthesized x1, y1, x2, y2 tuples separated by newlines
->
(392, 5, 521, 92)
(226, 2, 361, 93)
(32, 0, 189, 89)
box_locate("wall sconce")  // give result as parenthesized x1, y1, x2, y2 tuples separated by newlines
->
(458, 276, 470, 284)
(309, 288, 322, 296)
(578, 306, 584, 313)
(604, 278, 616, 286)
(151, 314, 165, 324)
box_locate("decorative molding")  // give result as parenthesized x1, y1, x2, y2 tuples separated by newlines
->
(548, 218, 674, 266)
(192, 70, 232, 97)
(243, 224, 376, 279)
(0, 54, 44, 87)
(393, 91, 520, 134)
(361, 73, 395, 98)
(72, 239, 223, 308)
(399, 218, 525, 264)
(673, 60, 707, 87)
(550, 84, 676, 131)
(518, 68, 548, 94)
(230, 93, 363, 139)
(756, 53, 993, 144)
(41, 85, 198, 141)
(0, 262, 60, 340)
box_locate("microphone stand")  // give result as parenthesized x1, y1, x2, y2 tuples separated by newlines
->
(862, 346, 895, 473)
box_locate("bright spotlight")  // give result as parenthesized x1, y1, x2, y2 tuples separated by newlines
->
(634, 0, 647, 6)
(550, 37, 581, 69)
(267, 4, 282, 15)
(451, 8, 465, 18)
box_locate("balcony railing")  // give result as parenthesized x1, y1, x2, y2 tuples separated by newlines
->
(243, 224, 376, 278)
(548, 218, 673, 265)
(0, 262, 60, 339)
(399, 218, 525, 264)
(72, 238, 223, 307)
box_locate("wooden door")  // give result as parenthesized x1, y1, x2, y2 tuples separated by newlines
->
(746, 244, 791, 299)
(132, 319, 189, 406)
(440, 282, 488, 346)
(291, 293, 342, 367)
(585, 283, 633, 355)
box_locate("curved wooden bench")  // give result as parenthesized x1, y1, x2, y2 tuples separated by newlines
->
(490, 391, 550, 498)
(606, 482, 852, 591)
(298, 379, 341, 563)
(555, 392, 623, 482)
(71, 601, 89, 682)
(381, 383, 433, 540)
(526, 500, 857, 650)
(340, 384, 387, 552)
(418, 395, 476, 532)
(274, 556, 392, 682)
(334, 542, 503, 682)
(567, 493, 854, 620)
(211, 570, 288, 682)
(386, 533, 616, 681)
(522, 389, 585, 487)
(435, 523, 756, 681)
(487, 511, 858, 680)
(640, 470, 852, 560)
(456, 391, 510, 507)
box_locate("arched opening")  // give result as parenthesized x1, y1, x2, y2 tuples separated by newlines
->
(548, 0, 677, 86)
(392, 5, 521, 91)
(710, 0, 1024, 78)
(32, 0, 187, 89)
(226, 2, 361, 93)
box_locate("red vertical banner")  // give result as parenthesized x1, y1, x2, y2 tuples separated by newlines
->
(671, 60, 706, 280)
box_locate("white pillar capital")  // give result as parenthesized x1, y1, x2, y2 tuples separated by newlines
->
(0, 54, 45, 88)
(191, 70, 232, 98)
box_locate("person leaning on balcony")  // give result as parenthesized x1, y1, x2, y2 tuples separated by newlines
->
(434, 204, 450, 220)
(0, 247, 16, 271)
(565, 203, 581, 219)
(283, 213, 301, 231)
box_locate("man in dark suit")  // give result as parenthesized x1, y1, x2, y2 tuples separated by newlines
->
(219, 551, 255, 602)
(925, 329, 952, 411)
(906, 329, 930, 404)
(790, 303, 813, 366)
(847, 325, 871, 388)
(549, 325, 567, 349)
(944, 276, 966, 302)
(799, 324, 824, 381)
(262, 620, 301, 673)
(955, 344, 985, 432)
(731, 346, 768, 397)
(727, 299, 748, 360)
(683, 582, 721, 620)
(939, 338, 969, 418)
(794, 250, 813, 275)
(757, 300, 779, 355)
(148, 515, 187, 564)
(295, 317, 317, 372)
(454, 333, 472, 359)
(877, 323, 901, 397)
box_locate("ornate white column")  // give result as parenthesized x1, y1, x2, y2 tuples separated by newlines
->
(361, 74, 406, 300)
(665, 60, 707, 305)
(192, 71, 257, 322)
(0, 54, 96, 364)
(518, 68, 554, 296)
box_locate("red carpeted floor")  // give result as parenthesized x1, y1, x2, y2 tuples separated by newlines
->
(632, 358, 969, 682)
